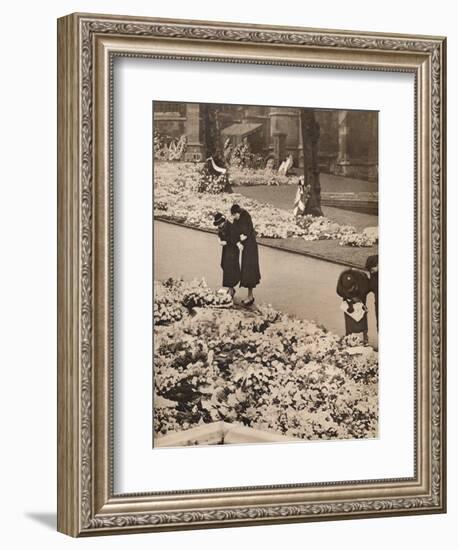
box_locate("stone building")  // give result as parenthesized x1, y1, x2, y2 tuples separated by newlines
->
(153, 101, 378, 182)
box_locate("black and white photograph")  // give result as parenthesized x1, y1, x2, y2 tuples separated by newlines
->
(153, 101, 379, 447)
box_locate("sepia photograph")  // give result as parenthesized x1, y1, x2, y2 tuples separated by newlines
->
(153, 100, 379, 448)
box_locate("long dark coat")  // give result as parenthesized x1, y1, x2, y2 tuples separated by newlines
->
(233, 209, 261, 288)
(218, 221, 241, 288)
(336, 269, 370, 335)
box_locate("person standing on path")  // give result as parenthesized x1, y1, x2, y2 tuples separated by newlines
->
(365, 254, 379, 331)
(213, 212, 240, 298)
(336, 268, 371, 345)
(230, 204, 261, 306)
(293, 176, 309, 218)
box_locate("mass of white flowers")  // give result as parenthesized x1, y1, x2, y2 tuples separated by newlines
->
(154, 278, 378, 442)
(228, 166, 297, 187)
(154, 278, 232, 326)
(154, 162, 377, 246)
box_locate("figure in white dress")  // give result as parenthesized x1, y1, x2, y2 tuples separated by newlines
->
(278, 153, 293, 176)
(293, 176, 308, 217)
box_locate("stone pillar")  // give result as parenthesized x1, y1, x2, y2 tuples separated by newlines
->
(269, 107, 301, 165)
(272, 133, 286, 168)
(243, 106, 269, 156)
(334, 110, 378, 182)
(243, 105, 267, 123)
(366, 112, 378, 181)
(336, 110, 350, 176)
(184, 103, 205, 161)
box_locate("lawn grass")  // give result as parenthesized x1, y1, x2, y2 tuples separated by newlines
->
(257, 235, 378, 268)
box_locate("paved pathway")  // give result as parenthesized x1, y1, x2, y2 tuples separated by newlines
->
(154, 221, 378, 346)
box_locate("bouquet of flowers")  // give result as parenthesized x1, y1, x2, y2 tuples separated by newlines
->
(196, 168, 230, 195)
(153, 280, 185, 326)
(182, 278, 233, 309)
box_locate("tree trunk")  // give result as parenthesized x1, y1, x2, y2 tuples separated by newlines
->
(202, 104, 223, 165)
(300, 109, 323, 216)
(200, 104, 232, 192)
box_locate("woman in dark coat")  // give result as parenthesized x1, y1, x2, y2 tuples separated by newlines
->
(213, 212, 240, 296)
(230, 204, 261, 306)
(336, 268, 371, 345)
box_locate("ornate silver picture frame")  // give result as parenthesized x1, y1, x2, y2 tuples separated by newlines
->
(57, 13, 446, 536)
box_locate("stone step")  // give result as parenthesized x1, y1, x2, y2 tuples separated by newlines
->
(154, 421, 299, 448)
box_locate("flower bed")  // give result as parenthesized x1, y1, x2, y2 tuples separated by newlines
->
(229, 166, 297, 187)
(154, 161, 297, 188)
(154, 161, 378, 246)
(339, 226, 378, 247)
(154, 278, 232, 326)
(154, 278, 378, 442)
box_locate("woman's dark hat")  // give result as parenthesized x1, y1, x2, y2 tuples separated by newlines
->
(213, 212, 226, 226)
(341, 271, 356, 290)
(365, 254, 379, 271)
